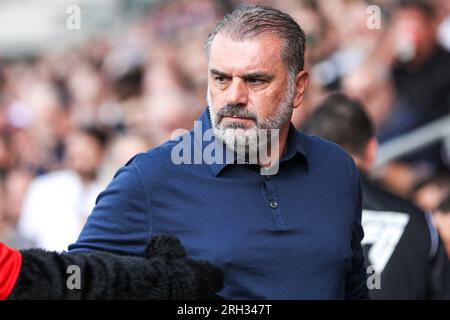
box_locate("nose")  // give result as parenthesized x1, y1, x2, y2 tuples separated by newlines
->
(225, 78, 248, 106)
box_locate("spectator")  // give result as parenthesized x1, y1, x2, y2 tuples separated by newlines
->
(413, 173, 450, 212)
(0, 168, 35, 249)
(0, 0, 448, 285)
(18, 127, 108, 251)
(100, 133, 150, 182)
(386, 0, 450, 143)
(304, 92, 450, 299)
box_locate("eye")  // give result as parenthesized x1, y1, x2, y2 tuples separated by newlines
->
(214, 76, 228, 84)
(247, 78, 265, 85)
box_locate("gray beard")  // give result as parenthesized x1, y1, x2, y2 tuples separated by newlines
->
(207, 84, 294, 158)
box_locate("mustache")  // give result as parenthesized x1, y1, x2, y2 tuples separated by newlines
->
(216, 104, 258, 123)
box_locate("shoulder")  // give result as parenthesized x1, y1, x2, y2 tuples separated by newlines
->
(122, 132, 197, 182)
(363, 177, 426, 218)
(302, 133, 358, 174)
(130, 139, 179, 167)
(26, 170, 80, 197)
(305, 133, 353, 160)
(362, 177, 436, 255)
(32, 170, 79, 185)
(131, 133, 187, 162)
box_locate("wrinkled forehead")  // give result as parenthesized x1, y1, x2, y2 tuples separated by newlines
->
(208, 33, 286, 74)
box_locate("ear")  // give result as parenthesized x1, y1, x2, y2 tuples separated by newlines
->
(292, 70, 310, 109)
(364, 137, 378, 170)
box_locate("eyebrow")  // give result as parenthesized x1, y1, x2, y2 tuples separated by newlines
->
(243, 72, 274, 81)
(210, 69, 275, 82)
(210, 69, 230, 78)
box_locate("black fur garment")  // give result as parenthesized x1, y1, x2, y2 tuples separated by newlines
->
(9, 235, 224, 300)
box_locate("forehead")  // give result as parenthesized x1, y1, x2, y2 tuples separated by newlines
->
(395, 8, 429, 25)
(208, 33, 285, 74)
(67, 132, 99, 147)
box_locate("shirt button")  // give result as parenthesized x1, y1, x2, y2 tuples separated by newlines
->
(269, 200, 278, 209)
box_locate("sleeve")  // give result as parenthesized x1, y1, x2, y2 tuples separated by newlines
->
(68, 161, 152, 257)
(9, 248, 221, 300)
(345, 170, 370, 300)
(10, 235, 224, 300)
(0, 243, 22, 300)
(428, 236, 450, 299)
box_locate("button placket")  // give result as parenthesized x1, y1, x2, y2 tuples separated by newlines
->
(261, 178, 287, 229)
(269, 200, 278, 209)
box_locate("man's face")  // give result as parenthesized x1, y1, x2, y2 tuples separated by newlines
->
(65, 132, 104, 179)
(392, 8, 436, 64)
(207, 33, 295, 152)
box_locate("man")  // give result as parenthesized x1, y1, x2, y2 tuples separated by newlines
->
(69, 6, 368, 299)
(390, 0, 450, 125)
(19, 126, 107, 251)
(304, 92, 450, 299)
(381, 0, 450, 167)
(0, 168, 35, 249)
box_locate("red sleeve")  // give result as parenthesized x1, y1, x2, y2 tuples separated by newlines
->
(0, 243, 23, 300)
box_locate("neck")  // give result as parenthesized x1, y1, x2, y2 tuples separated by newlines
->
(79, 171, 98, 184)
(406, 42, 436, 70)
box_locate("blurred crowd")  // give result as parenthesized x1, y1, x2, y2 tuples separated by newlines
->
(0, 0, 450, 252)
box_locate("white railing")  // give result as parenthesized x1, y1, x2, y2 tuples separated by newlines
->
(374, 113, 450, 168)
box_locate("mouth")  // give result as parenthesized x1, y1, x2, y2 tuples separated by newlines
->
(222, 115, 255, 122)
(220, 116, 256, 130)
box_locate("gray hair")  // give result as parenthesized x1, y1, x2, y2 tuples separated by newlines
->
(205, 5, 306, 77)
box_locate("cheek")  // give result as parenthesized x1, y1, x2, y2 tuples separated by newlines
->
(208, 87, 224, 109)
(250, 88, 286, 118)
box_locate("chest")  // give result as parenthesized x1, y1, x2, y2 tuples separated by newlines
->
(147, 171, 355, 276)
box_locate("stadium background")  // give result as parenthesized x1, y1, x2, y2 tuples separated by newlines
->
(0, 0, 449, 255)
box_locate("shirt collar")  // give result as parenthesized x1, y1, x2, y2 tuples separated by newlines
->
(197, 107, 309, 176)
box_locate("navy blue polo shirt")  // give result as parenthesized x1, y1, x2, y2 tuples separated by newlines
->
(69, 107, 368, 299)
